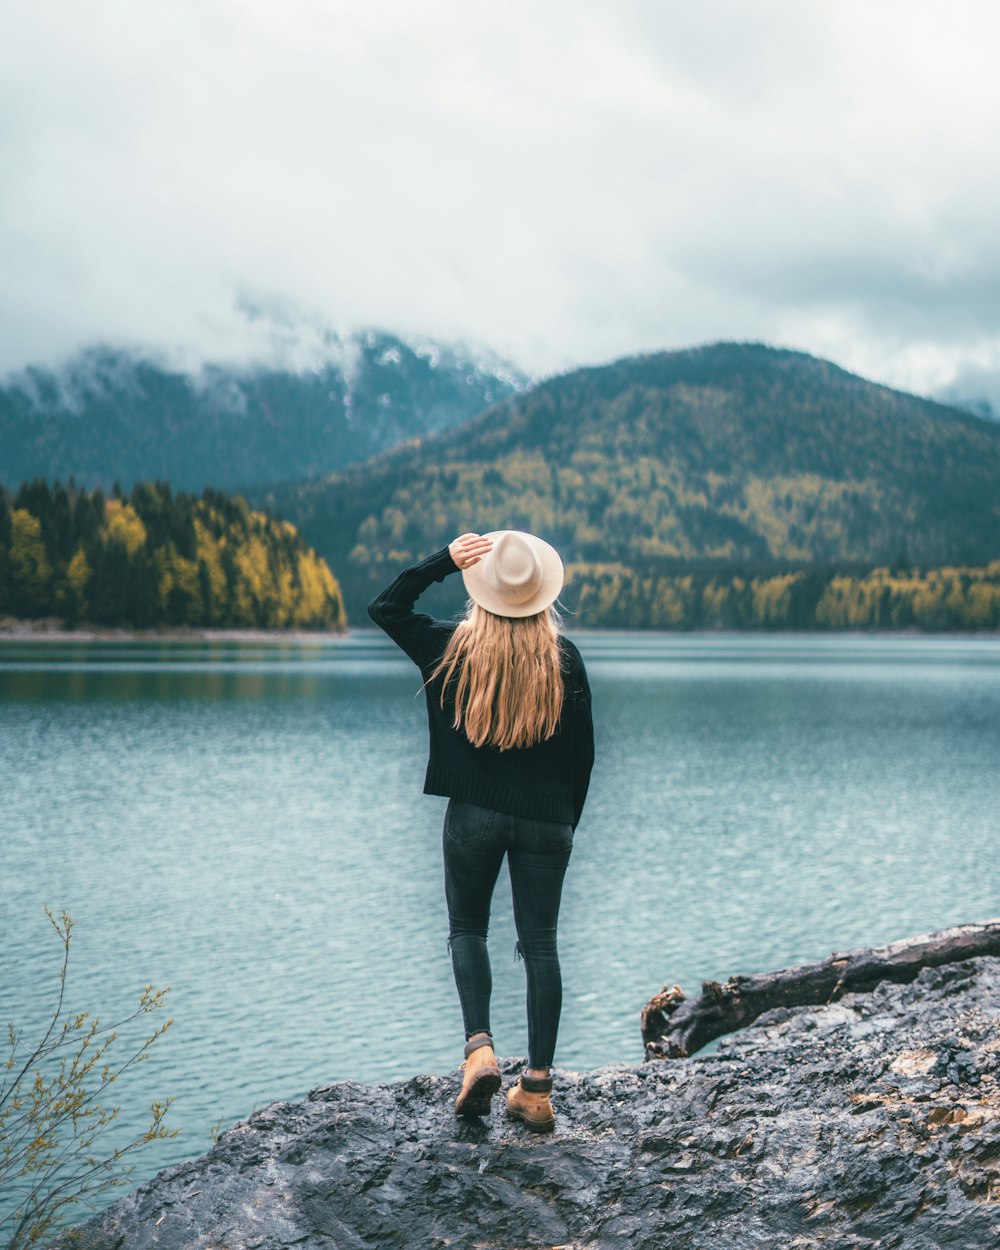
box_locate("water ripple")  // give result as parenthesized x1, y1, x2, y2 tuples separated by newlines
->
(2, 632, 998, 1198)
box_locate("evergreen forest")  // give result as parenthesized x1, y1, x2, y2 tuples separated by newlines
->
(3, 344, 999, 633)
(0, 480, 345, 630)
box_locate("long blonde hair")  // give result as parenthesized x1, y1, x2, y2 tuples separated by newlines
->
(428, 602, 565, 750)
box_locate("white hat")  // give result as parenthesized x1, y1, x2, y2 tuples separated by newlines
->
(461, 530, 564, 618)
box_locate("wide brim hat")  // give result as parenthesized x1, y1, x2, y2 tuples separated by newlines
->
(461, 530, 564, 618)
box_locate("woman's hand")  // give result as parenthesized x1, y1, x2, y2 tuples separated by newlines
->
(449, 532, 493, 570)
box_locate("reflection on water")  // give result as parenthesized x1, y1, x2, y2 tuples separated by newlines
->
(2, 630, 999, 1207)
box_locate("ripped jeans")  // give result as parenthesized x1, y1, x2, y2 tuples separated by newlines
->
(443, 798, 574, 1069)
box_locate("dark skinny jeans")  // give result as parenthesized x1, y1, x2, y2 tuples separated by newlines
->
(443, 798, 574, 1070)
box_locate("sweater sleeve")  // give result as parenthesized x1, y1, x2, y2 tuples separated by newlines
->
(571, 667, 595, 831)
(562, 641, 595, 831)
(367, 546, 460, 669)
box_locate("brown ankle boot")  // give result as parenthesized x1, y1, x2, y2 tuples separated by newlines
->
(506, 1072, 555, 1133)
(454, 1033, 501, 1117)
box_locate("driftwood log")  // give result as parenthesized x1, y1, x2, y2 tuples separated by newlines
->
(642, 918, 1000, 1059)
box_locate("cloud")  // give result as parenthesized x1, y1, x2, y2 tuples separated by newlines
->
(1, 0, 1000, 401)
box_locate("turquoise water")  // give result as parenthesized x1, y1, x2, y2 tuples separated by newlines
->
(2, 631, 999, 1213)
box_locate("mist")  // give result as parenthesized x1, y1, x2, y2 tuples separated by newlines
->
(2, 0, 1000, 400)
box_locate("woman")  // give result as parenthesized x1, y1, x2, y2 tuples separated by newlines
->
(368, 529, 595, 1132)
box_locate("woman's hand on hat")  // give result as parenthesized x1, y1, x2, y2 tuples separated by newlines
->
(449, 532, 493, 570)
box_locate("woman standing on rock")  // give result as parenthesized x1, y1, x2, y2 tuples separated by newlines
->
(368, 530, 595, 1133)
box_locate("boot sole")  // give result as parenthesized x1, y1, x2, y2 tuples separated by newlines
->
(455, 1068, 502, 1117)
(506, 1105, 556, 1134)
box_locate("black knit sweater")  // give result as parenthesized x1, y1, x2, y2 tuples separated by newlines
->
(367, 546, 595, 829)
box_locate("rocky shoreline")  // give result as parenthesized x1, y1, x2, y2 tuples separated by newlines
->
(65, 941, 1000, 1250)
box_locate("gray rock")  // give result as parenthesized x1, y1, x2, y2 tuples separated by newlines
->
(64, 958, 1000, 1250)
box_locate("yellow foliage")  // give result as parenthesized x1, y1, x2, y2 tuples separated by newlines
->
(235, 535, 271, 605)
(155, 543, 202, 623)
(701, 582, 728, 623)
(815, 577, 853, 628)
(1, 486, 344, 631)
(751, 573, 799, 625)
(382, 508, 407, 542)
(101, 500, 147, 556)
(653, 583, 687, 627)
(194, 518, 227, 608)
(9, 509, 53, 609)
(295, 550, 343, 627)
(66, 546, 91, 596)
(967, 583, 999, 628)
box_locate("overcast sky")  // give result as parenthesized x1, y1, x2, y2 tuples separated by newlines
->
(2, 0, 1000, 401)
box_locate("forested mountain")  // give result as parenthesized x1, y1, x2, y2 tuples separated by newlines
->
(0, 332, 527, 493)
(260, 342, 1000, 627)
(0, 480, 344, 629)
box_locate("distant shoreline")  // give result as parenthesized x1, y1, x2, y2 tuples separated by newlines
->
(0, 616, 349, 642)
(1, 616, 997, 642)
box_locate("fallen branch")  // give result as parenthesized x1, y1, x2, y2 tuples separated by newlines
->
(641, 918, 1000, 1060)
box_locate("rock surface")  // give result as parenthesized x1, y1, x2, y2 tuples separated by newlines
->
(66, 958, 1000, 1250)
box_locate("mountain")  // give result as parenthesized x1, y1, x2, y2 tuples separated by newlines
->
(258, 342, 1000, 622)
(0, 332, 528, 493)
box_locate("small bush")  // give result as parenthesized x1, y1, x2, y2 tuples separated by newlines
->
(0, 909, 176, 1248)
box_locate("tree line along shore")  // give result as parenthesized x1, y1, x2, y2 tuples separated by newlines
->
(564, 558, 1000, 630)
(1, 478, 998, 632)
(0, 480, 345, 631)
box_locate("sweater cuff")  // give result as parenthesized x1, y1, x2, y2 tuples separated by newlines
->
(419, 546, 460, 582)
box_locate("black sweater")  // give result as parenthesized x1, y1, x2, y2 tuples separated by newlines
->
(368, 547, 595, 829)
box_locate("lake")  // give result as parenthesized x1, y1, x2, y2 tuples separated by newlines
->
(2, 631, 999, 1216)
